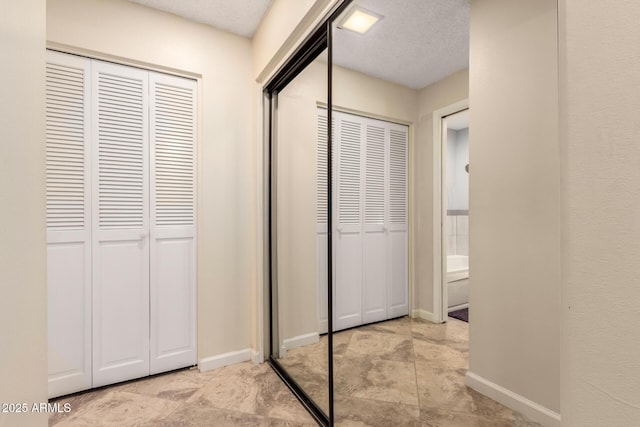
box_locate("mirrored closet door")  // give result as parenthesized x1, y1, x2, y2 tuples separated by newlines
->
(264, 34, 332, 423)
(266, 0, 470, 425)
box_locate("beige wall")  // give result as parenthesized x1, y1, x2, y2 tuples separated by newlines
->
(276, 59, 326, 342)
(468, 0, 560, 415)
(415, 69, 469, 313)
(252, 0, 317, 79)
(47, 0, 254, 360)
(333, 65, 418, 123)
(0, 0, 48, 426)
(560, 1, 640, 425)
(251, 0, 341, 357)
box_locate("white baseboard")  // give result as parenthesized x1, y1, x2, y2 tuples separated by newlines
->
(448, 303, 469, 312)
(465, 371, 561, 427)
(198, 348, 252, 373)
(318, 319, 328, 335)
(411, 309, 440, 323)
(283, 332, 319, 352)
(251, 349, 263, 364)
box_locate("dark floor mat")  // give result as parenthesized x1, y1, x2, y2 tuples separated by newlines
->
(448, 307, 468, 322)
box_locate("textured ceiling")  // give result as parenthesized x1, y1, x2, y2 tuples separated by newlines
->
(333, 0, 469, 89)
(127, 0, 468, 89)
(127, 0, 272, 37)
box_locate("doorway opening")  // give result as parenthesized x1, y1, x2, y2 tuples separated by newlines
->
(433, 100, 469, 324)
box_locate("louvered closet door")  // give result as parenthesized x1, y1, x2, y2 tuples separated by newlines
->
(362, 118, 388, 324)
(316, 109, 329, 334)
(334, 112, 364, 331)
(321, 110, 409, 332)
(149, 72, 197, 374)
(387, 125, 409, 317)
(92, 61, 150, 387)
(46, 51, 92, 398)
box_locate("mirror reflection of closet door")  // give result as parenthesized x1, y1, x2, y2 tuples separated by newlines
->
(330, 1, 413, 424)
(334, 115, 364, 331)
(267, 0, 472, 424)
(330, 112, 409, 332)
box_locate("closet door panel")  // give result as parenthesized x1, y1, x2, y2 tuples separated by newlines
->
(362, 234, 387, 323)
(317, 232, 329, 334)
(151, 236, 195, 372)
(47, 240, 91, 397)
(92, 61, 150, 387)
(334, 115, 363, 331)
(387, 126, 409, 317)
(149, 72, 197, 373)
(316, 109, 331, 334)
(363, 121, 387, 323)
(45, 51, 92, 398)
(334, 232, 362, 330)
(93, 239, 149, 385)
(388, 231, 408, 316)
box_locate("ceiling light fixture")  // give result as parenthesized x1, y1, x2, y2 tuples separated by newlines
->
(338, 6, 383, 35)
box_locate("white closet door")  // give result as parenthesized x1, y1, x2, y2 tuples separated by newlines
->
(316, 109, 329, 334)
(92, 61, 150, 387)
(318, 109, 408, 331)
(387, 125, 409, 317)
(362, 119, 388, 324)
(46, 51, 92, 398)
(149, 72, 197, 374)
(334, 113, 364, 331)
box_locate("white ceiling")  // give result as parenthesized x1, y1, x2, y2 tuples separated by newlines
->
(128, 0, 469, 90)
(334, 0, 469, 89)
(127, 0, 272, 38)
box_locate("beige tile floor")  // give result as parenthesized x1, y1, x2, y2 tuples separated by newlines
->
(49, 363, 317, 427)
(50, 317, 542, 426)
(280, 317, 542, 426)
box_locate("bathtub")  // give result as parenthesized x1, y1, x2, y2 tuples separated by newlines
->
(447, 255, 469, 310)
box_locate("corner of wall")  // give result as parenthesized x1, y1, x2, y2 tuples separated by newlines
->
(412, 69, 469, 318)
(199, 349, 254, 373)
(468, 0, 560, 415)
(465, 371, 561, 427)
(252, 0, 338, 83)
(0, 1, 48, 425)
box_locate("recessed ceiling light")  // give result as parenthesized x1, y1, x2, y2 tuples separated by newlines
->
(338, 6, 383, 35)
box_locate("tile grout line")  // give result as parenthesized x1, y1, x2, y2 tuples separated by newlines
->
(410, 318, 426, 420)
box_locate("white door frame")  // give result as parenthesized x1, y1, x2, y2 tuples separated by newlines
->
(432, 99, 469, 324)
